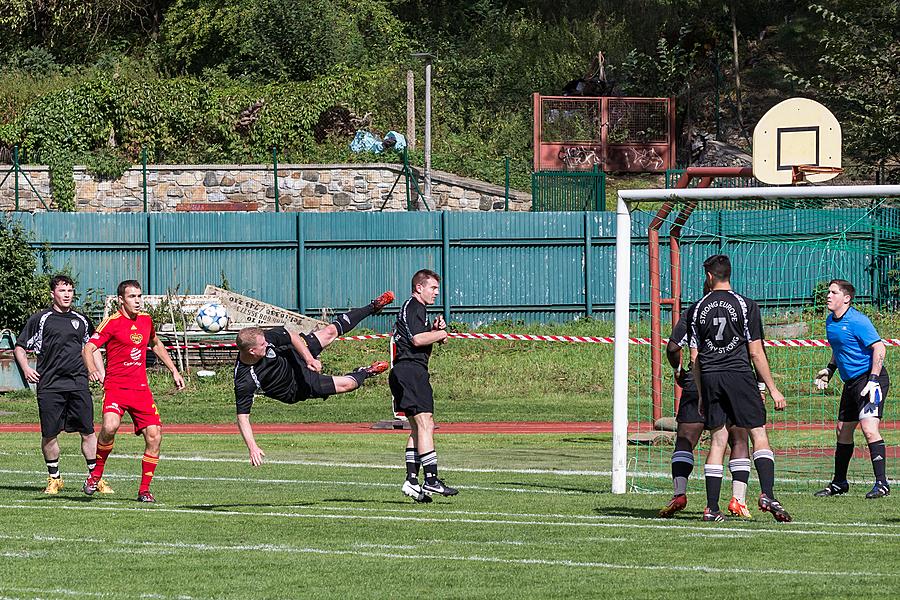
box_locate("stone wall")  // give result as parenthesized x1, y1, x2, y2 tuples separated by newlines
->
(0, 163, 532, 212)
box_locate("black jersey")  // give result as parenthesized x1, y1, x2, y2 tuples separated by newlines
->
(16, 307, 93, 392)
(688, 289, 763, 374)
(393, 296, 433, 367)
(669, 305, 693, 349)
(669, 304, 698, 391)
(233, 327, 299, 414)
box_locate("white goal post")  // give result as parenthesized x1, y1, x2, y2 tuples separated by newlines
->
(612, 184, 900, 494)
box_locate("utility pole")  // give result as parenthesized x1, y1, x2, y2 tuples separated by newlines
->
(406, 70, 416, 151)
(412, 53, 434, 207)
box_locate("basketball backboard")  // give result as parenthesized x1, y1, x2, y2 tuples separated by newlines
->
(752, 98, 842, 185)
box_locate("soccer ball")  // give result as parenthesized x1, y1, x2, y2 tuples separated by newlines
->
(195, 302, 230, 333)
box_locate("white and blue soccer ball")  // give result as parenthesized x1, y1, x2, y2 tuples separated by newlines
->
(195, 302, 230, 333)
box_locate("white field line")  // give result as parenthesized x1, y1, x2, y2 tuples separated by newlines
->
(0, 533, 892, 579)
(2, 502, 900, 539)
(0, 588, 194, 600)
(8, 497, 900, 531)
(4, 451, 882, 486)
(0, 469, 583, 497)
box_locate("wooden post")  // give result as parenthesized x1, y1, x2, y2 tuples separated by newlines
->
(406, 70, 416, 151)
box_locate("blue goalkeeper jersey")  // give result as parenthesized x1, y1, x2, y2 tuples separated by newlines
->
(826, 307, 882, 381)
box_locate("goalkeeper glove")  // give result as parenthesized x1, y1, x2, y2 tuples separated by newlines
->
(860, 374, 883, 408)
(814, 363, 836, 390)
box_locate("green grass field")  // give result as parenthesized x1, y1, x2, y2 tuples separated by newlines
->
(0, 432, 898, 599)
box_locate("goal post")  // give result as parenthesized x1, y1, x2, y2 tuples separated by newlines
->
(612, 184, 900, 494)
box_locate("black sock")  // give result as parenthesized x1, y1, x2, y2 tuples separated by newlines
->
(420, 450, 438, 484)
(45, 457, 60, 479)
(753, 449, 776, 498)
(331, 305, 375, 335)
(405, 447, 420, 483)
(345, 368, 371, 387)
(704, 464, 723, 512)
(834, 442, 854, 483)
(868, 439, 887, 483)
(86, 458, 97, 475)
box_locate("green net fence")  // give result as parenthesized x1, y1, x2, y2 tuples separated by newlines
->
(625, 195, 899, 495)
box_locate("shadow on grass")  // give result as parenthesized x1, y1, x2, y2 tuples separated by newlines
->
(182, 501, 318, 510)
(0, 484, 45, 493)
(593, 506, 674, 519)
(498, 481, 606, 495)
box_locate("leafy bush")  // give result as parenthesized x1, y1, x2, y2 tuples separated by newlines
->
(0, 215, 51, 331)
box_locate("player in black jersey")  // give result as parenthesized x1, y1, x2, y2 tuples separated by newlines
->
(13, 275, 113, 495)
(658, 289, 754, 519)
(392, 269, 457, 502)
(688, 255, 792, 522)
(233, 291, 394, 466)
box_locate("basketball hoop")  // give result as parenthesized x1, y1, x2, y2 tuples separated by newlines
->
(791, 164, 844, 185)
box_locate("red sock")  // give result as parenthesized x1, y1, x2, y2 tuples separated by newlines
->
(92, 441, 115, 480)
(139, 454, 159, 493)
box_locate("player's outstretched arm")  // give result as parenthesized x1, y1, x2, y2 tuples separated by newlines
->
(149, 334, 185, 390)
(749, 340, 785, 410)
(82, 341, 105, 383)
(236, 413, 265, 466)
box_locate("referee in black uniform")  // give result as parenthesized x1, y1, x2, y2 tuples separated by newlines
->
(688, 255, 792, 522)
(14, 274, 110, 494)
(392, 269, 458, 502)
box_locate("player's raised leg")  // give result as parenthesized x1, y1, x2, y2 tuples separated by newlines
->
(313, 291, 395, 349)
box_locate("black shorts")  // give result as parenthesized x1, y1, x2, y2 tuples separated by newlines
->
(37, 388, 94, 437)
(676, 383, 703, 424)
(700, 370, 767, 429)
(279, 334, 334, 402)
(839, 369, 890, 422)
(389, 362, 434, 416)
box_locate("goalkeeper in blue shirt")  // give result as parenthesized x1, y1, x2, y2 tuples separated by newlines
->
(813, 279, 890, 499)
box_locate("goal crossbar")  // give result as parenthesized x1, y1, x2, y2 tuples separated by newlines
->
(612, 184, 900, 493)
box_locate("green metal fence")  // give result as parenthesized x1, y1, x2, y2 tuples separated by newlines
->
(10, 209, 893, 328)
(531, 169, 606, 211)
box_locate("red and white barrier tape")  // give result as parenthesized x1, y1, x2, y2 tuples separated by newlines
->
(161, 334, 900, 350)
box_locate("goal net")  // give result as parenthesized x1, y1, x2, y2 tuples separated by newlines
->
(612, 185, 900, 495)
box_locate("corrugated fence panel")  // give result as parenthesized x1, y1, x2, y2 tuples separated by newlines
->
(13, 213, 148, 295)
(14, 209, 885, 326)
(153, 213, 298, 307)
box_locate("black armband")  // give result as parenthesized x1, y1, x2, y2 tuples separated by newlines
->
(826, 363, 837, 377)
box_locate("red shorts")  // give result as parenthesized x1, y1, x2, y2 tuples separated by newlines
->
(102, 388, 161, 434)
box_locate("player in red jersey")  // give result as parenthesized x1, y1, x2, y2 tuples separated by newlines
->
(81, 280, 185, 502)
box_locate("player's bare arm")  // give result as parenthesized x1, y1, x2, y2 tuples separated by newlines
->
(236, 413, 265, 466)
(82, 341, 105, 383)
(870, 341, 886, 376)
(12, 346, 40, 383)
(748, 340, 785, 410)
(412, 329, 448, 347)
(149, 334, 185, 390)
(288, 330, 321, 373)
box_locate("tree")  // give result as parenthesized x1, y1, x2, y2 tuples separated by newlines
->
(790, 1, 900, 168)
(0, 216, 51, 332)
